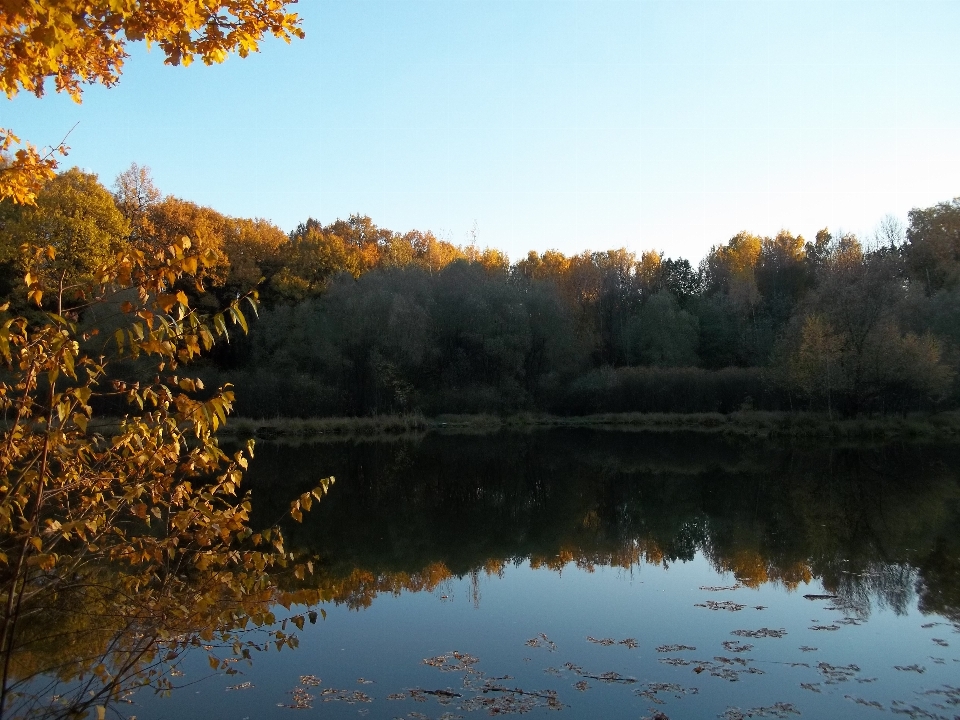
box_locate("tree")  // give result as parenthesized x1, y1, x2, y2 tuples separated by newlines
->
(0, 228, 329, 718)
(906, 198, 960, 294)
(0, 169, 130, 312)
(1, 0, 304, 203)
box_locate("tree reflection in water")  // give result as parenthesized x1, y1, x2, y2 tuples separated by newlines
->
(244, 429, 960, 621)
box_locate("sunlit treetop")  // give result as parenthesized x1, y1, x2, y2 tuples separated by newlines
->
(1, 0, 304, 100)
(0, 0, 304, 203)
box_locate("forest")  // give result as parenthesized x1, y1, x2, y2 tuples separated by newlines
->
(2, 164, 958, 419)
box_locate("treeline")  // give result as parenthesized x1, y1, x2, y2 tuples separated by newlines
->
(1, 165, 959, 417)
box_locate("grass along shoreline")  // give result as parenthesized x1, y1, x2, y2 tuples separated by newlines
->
(213, 410, 960, 442)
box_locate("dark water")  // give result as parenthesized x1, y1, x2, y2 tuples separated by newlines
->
(138, 430, 960, 719)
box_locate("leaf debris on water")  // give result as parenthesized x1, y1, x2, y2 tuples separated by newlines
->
(696, 600, 746, 612)
(635, 682, 699, 705)
(299, 675, 321, 686)
(818, 662, 860, 683)
(573, 680, 589, 692)
(423, 652, 481, 674)
(700, 585, 741, 592)
(586, 636, 616, 646)
(319, 688, 373, 703)
(846, 695, 885, 710)
(657, 644, 696, 653)
(525, 633, 558, 652)
(731, 628, 787, 639)
(225, 682, 253, 691)
(278, 687, 314, 709)
(893, 664, 926, 674)
(722, 641, 753, 653)
(562, 662, 636, 684)
(931, 638, 949, 647)
(720, 702, 800, 719)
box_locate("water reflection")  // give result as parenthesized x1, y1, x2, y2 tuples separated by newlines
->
(244, 430, 960, 621)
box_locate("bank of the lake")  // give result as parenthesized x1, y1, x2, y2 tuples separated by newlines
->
(212, 410, 960, 443)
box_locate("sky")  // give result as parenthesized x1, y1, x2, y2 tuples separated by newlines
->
(6, 0, 960, 263)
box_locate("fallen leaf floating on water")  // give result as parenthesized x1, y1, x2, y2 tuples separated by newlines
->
(817, 662, 860, 683)
(889, 699, 952, 719)
(524, 633, 558, 652)
(800, 682, 822, 693)
(714, 656, 749, 667)
(357, 678, 375, 684)
(635, 682, 699, 705)
(543, 667, 562, 677)
(799, 646, 818, 652)
(688, 659, 765, 682)
(225, 682, 254, 691)
(319, 688, 373, 703)
(721, 702, 800, 719)
(695, 600, 746, 612)
(893, 664, 926, 673)
(278, 687, 314, 709)
(835, 617, 863, 626)
(586, 636, 616, 646)
(423, 652, 481, 673)
(387, 693, 407, 700)
(562, 662, 637, 684)
(584, 635, 638, 648)
(721, 641, 753, 653)
(640, 712, 671, 720)
(931, 638, 949, 647)
(731, 628, 787, 639)
(921, 685, 960, 706)
(657, 644, 696, 653)
(930, 657, 946, 664)
(299, 675, 321, 686)
(459, 683, 563, 714)
(573, 681, 589, 692)
(400, 688, 463, 707)
(700, 585, 742, 592)
(846, 696, 885, 710)
(809, 625, 841, 631)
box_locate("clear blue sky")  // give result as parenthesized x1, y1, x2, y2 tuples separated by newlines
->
(7, 0, 960, 262)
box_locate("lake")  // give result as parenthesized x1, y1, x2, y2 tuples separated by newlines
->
(132, 429, 960, 719)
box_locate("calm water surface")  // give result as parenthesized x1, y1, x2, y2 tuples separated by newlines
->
(137, 430, 960, 719)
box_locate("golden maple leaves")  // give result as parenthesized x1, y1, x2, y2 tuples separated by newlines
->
(0, 0, 304, 203)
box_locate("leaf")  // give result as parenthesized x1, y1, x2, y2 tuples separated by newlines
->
(72, 413, 87, 432)
(230, 306, 248, 334)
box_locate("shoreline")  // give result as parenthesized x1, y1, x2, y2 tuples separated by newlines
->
(212, 410, 960, 443)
